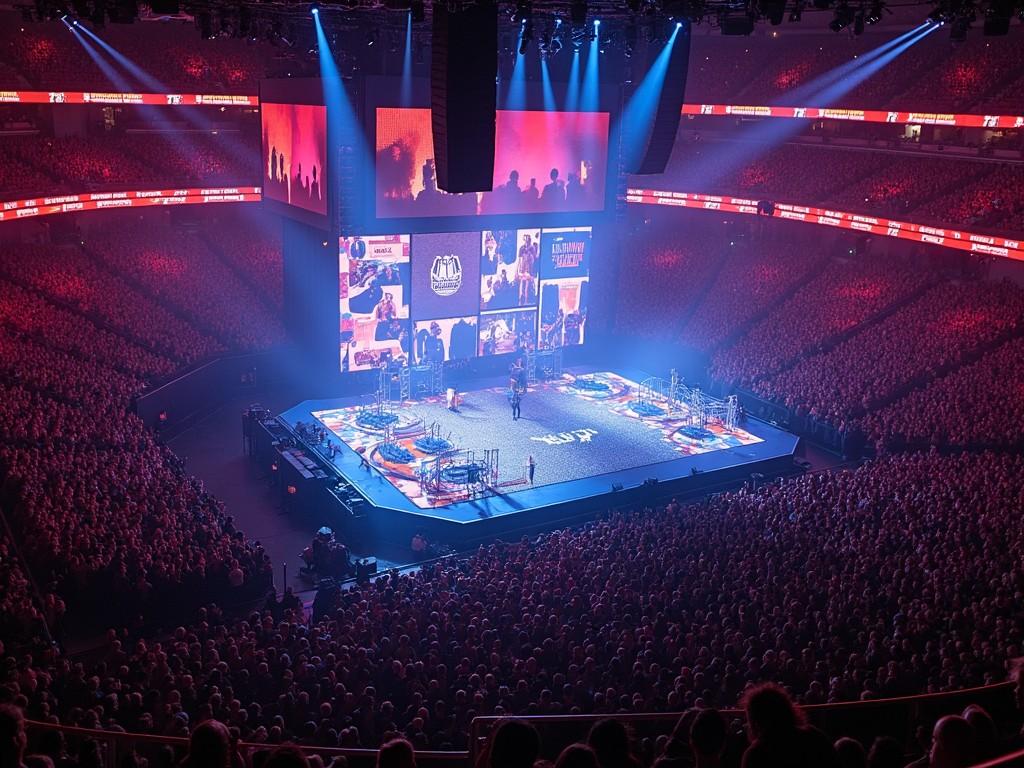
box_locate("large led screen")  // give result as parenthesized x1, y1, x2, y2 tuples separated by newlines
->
(339, 235, 410, 371)
(376, 108, 609, 218)
(480, 229, 540, 311)
(262, 102, 328, 215)
(340, 226, 590, 371)
(410, 231, 482, 321)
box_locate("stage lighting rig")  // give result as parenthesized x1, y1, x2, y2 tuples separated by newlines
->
(511, 0, 532, 22)
(865, 0, 885, 22)
(518, 17, 533, 51)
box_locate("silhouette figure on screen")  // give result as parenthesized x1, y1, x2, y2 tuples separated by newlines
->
(278, 154, 285, 184)
(542, 167, 566, 205)
(377, 140, 415, 201)
(526, 177, 539, 202)
(311, 165, 321, 202)
(270, 146, 278, 182)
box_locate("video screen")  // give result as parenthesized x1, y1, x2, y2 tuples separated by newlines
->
(480, 229, 540, 311)
(339, 235, 411, 371)
(376, 107, 609, 219)
(540, 277, 588, 348)
(412, 316, 478, 364)
(478, 307, 538, 357)
(262, 102, 328, 215)
(539, 227, 591, 279)
(410, 231, 482, 321)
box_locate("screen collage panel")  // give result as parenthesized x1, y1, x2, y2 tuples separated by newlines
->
(339, 226, 590, 371)
(261, 102, 328, 215)
(375, 108, 610, 219)
(339, 235, 411, 372)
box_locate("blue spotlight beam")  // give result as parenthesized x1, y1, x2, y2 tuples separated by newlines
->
(618, 25, 681, 170)
(506, 28, 527, 110)
(66, 24, 135, 92)
(540, 58, 556, 111)
(773, 22, 931, 106)
(581, 27, 600, 111)
(660, 22, 938, 190)
(401, 13, 413, 107)
(76, 23, 166, 92)
(566, 48, 581, 111)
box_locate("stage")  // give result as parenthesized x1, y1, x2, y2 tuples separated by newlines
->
(278, 368, 800, 543)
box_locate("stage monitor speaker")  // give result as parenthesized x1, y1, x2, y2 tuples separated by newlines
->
(431, 0, 498, 193)
(630, 21, 692, 175)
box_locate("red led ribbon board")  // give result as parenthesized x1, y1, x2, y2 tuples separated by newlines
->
(626, 188, 1024, 262)
(680, 103, 1024, 129)
(0, 90, 258, 106)
(0, 186, 261, 222)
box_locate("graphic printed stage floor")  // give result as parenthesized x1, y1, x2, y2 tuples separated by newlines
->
(279, 370, 799, 528)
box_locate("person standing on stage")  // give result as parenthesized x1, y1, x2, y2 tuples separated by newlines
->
(527, 454, 535, 485)
(511, 387, 521, 421)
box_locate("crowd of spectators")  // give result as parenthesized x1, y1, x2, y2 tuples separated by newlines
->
(708, 253, 930, 388)
(0, 17, 283, 92)
(864, 335, 1024, 452)
(84, 223, 284, 351)
(0, 242, 226, 364)
(2, 450, 1023, 761)
(0, 222, 281, 630)
(647, 139, 1024, 235)
(678, 240, 824, 352)
(203, 223, 284, 312)
(0, 133, 259, 201)
(753, 279, 1024, 431)
(613, 230, 724, 341)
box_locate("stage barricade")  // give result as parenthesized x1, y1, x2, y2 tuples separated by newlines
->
(23, 683, 1017, 768)
(134, 352, 273, 436)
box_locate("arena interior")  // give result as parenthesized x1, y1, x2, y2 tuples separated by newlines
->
(1, 0, 1024, 767)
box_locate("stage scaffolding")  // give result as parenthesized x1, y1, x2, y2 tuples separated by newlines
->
(417, 447, 500, 498)
(527, 346, 563, 384)
(636, 368, 739, 430)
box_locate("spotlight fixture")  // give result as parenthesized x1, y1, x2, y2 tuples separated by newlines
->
(519, 18, 533, 53)
(865, 0, 884, 22)
(512, 0, 532, 23)
(309, 2, 318, 14)
(366, 29, 377, 45)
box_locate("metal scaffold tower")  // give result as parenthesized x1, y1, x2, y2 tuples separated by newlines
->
(635, 370, 741, 431)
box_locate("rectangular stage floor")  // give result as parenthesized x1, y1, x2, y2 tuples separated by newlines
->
(278, 369, 799, 540)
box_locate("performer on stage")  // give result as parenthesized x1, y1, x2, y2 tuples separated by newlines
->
(510, 387, 521, 421)
(527, 454, 535, 485)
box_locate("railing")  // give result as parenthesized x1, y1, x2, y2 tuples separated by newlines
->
(468, 682, 1017, 765)
(24, 682, 1018, 768)
(24, 720, 468, 768)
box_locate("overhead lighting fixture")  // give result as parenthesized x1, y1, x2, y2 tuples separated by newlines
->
(519, 18, 533, 53)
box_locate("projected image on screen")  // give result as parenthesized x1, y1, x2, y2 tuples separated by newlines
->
(540, 276, 588, 348)
(339, 235, 411, 371)
(539, 227, 592, 279)
(480, 229, 539, 311)
(478, 307, 537, 357)
(410, 231, 482, 320)
(262, 102, 328, 215)
(412, 316, 478, 364)
(376, 108, 609, 219)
